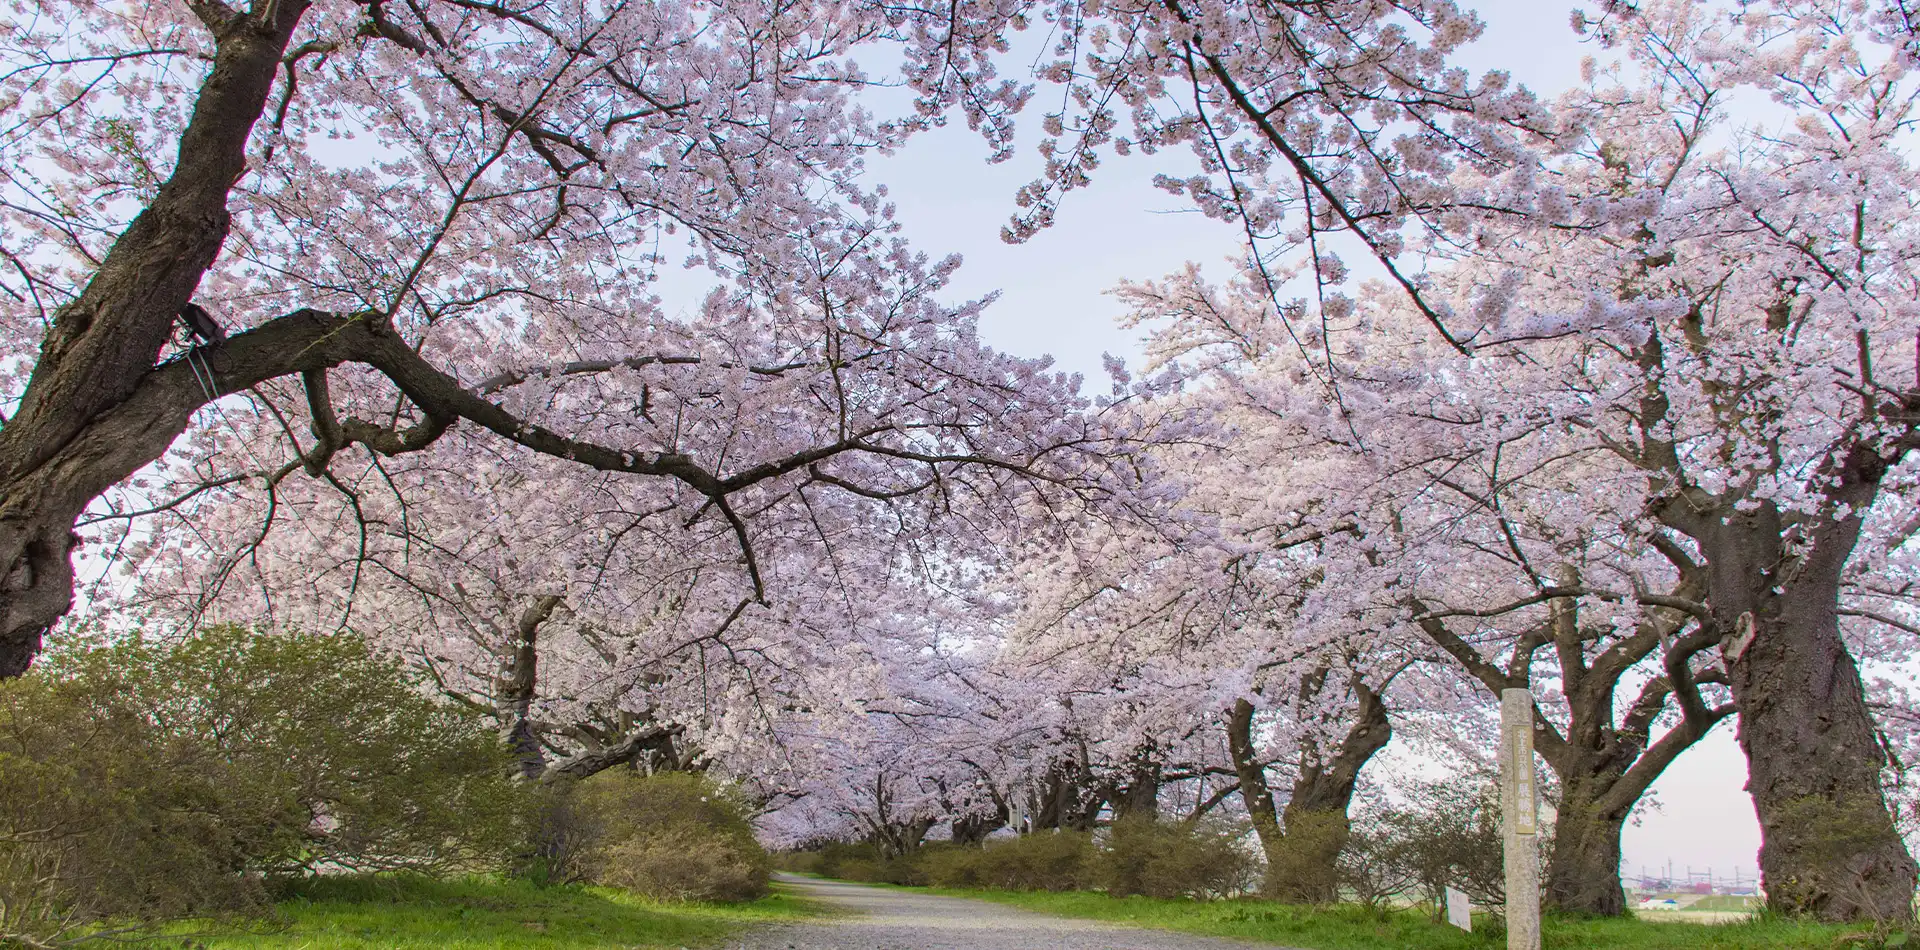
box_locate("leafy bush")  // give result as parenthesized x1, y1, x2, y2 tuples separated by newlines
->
(71, 625, 529, 875)
(865, 848, 940, 886)
(923, 832, 1094, 892)
(1092, 818, 1256, 899)
(598, 827, 770, 902)
(826, 854, 890, 884)
(808, 841, 877, 880)
(0, 625, 525, 945)
(1261, 809, 1350, 903)
(918, 843, 988, 888)
(0, 672, 273, 945)
(1334, 820, 1420, 913)
(800, 840, 928, 884)
(564, 771, 772, 901)
(1340, 775, 1510, 916)
(768, 850, 825, 875)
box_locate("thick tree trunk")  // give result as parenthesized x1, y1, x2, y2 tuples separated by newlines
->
(1270, 681, 1391, 904)
(1110, 745, 1162, 822)
(871, 818, 935, 858)
(0, 0, 721, 679)
(1226, 697, 1283, 838)
(951, 803, 1009, 845)
(0, 311, 415, 675)
(1545, 784, 1628, 916)
(0, 3, 311, 675)
(1695, 506, 1917, 921)
(1537, 744, 1678, 918)
(497, 595, 563, 779)
(1417, 572, 1736, 917)
(1030, 756, 1105, 832)
(1227, 681, 1391, 903)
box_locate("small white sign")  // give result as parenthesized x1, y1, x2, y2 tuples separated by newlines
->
(1445, 887, 1472, 932)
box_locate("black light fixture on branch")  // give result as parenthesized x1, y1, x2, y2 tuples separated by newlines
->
(177, 302, 226, 345)
(175, 302, 225, 401)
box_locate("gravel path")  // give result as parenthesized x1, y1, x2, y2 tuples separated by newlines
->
(720, 875, 1297, 950)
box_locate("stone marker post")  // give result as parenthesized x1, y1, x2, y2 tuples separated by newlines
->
(1501, 688, 1541, 950)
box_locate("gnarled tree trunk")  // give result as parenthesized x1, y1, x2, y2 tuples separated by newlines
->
(0, 3, 314, 676)
(1417, 576, 1735, 916)
(1685, 499, 1917, 922)
(1027, 751, 1106, 833)
(950, 802, 1010, 845)
(1227, 674, 1392, 903)
(1622, 309, 1920, 921)
(1109, 743, 1163, 822)
(1546, 788, 1626, 915)
(496, 596, 565, 779)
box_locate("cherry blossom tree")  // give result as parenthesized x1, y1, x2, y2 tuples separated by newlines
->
(1009, 0, 1555, 340)
(0, 0, 1567, 680)
(22, 0, 1914, 922)
(0, 0, 1047, 675)
(991, 401, 1427, 897)
(1095, 0, 1919, 920)
(109, 219, 1123, 786)
(1425, 0, 1920, 918)
(1099, 249, 1722, 915)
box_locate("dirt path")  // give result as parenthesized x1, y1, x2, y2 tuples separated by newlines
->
(721, 875, 1298, 950)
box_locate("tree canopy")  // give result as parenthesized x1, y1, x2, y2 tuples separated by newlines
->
(0, 0, 1914, 924)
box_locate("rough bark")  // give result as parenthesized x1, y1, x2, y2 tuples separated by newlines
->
(0, 2, 312, 674)
(862, 774, 935, 857)
(1109, 744, 1163, 822)
(950, 802, 1009, 845)
(1028, 752, 1106, 832)
(542, 723, 683, 782)
(1227, 674, 1392, 903)
(1682, 498, 1918, 921)
(496, 595, 565, 779)
(1226, 698, 1282, 837)
(1546, 792, 1626, 916)
(0, 2, 902, 679)
(1416, 574, 1735, 916)
(1619, 315, 1920, 920)
(1275, 677, 1391, 903)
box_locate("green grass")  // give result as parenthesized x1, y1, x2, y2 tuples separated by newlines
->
(907, 887, 1863, 950)
(154, 874, 828, 949)
(1685, 894, 1763, 912)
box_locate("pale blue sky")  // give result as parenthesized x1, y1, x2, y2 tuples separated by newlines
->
(867, 0, 1763, 881)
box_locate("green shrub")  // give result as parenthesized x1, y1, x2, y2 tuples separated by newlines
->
(598, 826, 770, 902)
(1340, 775, 1509, 917)
(828, 855, 889, 883)
(0, 673, 272, 945)
(564, 771, 772, 901)
(0, 625, 525, 945)
(809, 841, 873, 880)
(1092, 818, 1255, 899)
(72, 625, 529, 875)
(869, 848, 938, 886)
(1261, 809, 1349, 903)
(1334, 819, 1419, 913)
(800, 840, 936, 885)
(810, 841, 909, 883)
(768, 850, 824, 875)
(925, 832, 1094, 892)
(920, 843, 989, 888)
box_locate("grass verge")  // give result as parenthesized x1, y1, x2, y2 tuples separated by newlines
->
(156, 874, 827, 949)
(909, 887, 1864, 949)
(1685, 895, 1764, 912)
